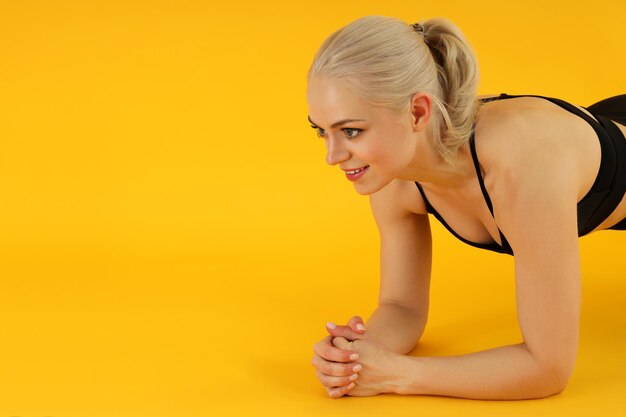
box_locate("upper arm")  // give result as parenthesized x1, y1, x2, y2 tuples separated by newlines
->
(490, 131, 581, 385)
(369, 182, 432, 319)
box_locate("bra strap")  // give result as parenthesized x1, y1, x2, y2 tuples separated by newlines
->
(469, 134, 495, 215)
(479, 93, 508, 103)
(469, 133, 513, 253)
(414, 181, 433, 214)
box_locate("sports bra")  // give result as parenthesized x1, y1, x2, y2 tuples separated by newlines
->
(414, 93, 626, 256)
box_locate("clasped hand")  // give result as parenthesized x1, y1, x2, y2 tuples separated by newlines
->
(311, 316, 398, 398)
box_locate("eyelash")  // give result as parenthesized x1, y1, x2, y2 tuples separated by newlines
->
(309, 125, 363, 139)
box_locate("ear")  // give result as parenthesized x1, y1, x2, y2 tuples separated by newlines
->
(409, 92, 432, 132)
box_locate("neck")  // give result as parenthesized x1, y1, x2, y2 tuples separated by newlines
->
(399, 138, 476, 189)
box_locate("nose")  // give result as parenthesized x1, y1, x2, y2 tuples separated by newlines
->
(325, 135, 350, 166)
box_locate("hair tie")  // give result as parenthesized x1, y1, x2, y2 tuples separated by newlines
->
(411, 23, 425, 35)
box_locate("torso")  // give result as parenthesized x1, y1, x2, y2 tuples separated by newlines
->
(396, 94, 626, 247)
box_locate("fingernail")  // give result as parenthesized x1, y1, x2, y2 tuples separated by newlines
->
(327, 322, 336, 329)
(349, 374, 358, 381)
(348, 382, 355, 390)
(352, 364, 362, 372)
(356, 323, 365, 331)
(349, 353, 359, 361)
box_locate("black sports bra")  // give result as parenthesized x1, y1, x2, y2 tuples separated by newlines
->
(415, 93, 626, 256)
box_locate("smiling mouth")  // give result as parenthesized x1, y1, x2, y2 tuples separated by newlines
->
(345, 165, 369, 174)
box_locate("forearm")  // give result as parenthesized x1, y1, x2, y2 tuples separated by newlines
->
(365, 302, 427, 355)
(387, 342, 570, 400)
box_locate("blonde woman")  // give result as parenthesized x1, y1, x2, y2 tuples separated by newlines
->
(307, 16, 626, 400)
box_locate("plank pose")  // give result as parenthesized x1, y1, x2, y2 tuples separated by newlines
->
(306, 16, 626, 400)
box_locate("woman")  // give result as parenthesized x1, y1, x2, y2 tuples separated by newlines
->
(307, 16, 626, 400)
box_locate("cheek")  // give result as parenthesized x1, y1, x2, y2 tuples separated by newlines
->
(364, 138, 410, 167)
(360, 143, 384, 162)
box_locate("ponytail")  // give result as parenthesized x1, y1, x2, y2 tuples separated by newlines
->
(420, 18, 481, 161)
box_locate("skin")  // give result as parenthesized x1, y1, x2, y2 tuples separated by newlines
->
(307, 76, 626, 399)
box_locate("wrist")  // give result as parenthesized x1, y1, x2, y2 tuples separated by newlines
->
(382, 353, 411, 394)
(383, 354, 425, 395)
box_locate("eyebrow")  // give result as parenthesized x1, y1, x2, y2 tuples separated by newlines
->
(308, 115, 366, 128)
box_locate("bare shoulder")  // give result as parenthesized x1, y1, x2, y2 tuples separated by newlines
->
(475, 97, 582, 189)
(369, 179, 428, 226)
(475, 98, 582, 248)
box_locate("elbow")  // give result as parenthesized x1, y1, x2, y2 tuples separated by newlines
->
(551, 363, 575, 395)
(535, 359, 575, 398)
(523, 341, 576, 398)
(540, 371, 571, 397)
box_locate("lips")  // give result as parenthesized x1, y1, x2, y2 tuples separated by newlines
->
(342, 165, 369, 174)
(344, 165, 369, 182)
(346, 167, 367, 175)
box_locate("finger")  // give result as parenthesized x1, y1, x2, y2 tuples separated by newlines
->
(331, 336, 352, 350)
(347, 315, 366, 333)
(311, 353, 362, 377)
(327, 382, 356, 399)
(316, 369, 359, 388)
(326, 322, 364, 341)
(314, 336, 359, 362)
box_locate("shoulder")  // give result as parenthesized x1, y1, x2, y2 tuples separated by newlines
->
(474, 98, 581, 252)
(368, 180, 432, 277)
(369, 179, 428, 226)
(475, 97, 580, 189)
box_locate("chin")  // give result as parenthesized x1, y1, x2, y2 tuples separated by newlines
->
(353, 187, 373, 196)
(353, 178, 391, 196)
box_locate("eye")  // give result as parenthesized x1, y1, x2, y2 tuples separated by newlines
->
(343, 128, 362, 139)
(310, 124, 326, 138)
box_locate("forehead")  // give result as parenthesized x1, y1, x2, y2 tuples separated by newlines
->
(306, 77, 373, 124)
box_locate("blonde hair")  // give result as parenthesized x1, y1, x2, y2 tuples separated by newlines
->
(308, 16, 481, 163)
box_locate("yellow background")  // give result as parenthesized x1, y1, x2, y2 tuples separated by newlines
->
(0, 0, 625, 415)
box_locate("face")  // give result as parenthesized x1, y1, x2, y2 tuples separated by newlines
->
(306, 76, 422, 195)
